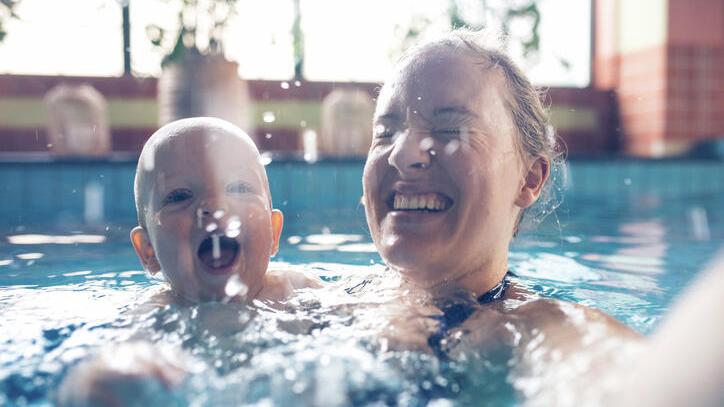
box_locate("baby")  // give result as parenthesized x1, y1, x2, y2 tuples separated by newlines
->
(131, 116, 318, 303)
(57, 117, 319, 406)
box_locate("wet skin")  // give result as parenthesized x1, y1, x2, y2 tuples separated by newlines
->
(358, 46, 641, 390)
(131, 121, 283, 302)
(363, 46, 544, 296)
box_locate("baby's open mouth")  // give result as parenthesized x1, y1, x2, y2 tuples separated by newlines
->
(197, 234, 240, 272)
(389, 192, 452, 212)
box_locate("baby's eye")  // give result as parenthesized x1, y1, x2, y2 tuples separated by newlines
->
(227, 182, 251, 194)
(162, 188, 193, 206)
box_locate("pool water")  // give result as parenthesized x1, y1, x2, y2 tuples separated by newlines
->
(1, 161, 723, 406)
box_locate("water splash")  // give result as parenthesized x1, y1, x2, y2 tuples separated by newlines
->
(263, 112, 276, 124)
(84, 182, 104, 223)
(419, 137, 434, 151)
(444, 140, 460, 155)
(196, 208, 204, 228)
(211, 234, 221, 260)
(260, 152, 273, 166)
(688, 206, 710, 241)
(280, 82, 290, 89)
(303, 130, 318, 163)
(226, 217, 242, 238)
(224, 274, 248, 299)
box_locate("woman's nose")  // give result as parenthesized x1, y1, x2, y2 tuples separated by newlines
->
(388, 128, 433, 175)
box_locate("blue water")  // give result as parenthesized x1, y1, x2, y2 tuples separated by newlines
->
(1, 160, 723, 406)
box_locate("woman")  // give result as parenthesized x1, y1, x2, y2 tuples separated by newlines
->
(356, 29, 642, 401)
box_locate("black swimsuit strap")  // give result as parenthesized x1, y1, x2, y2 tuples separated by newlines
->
(476, 272, 510, 304)
(427, 271, 511, 358)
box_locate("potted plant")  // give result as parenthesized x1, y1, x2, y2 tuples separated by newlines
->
(147, 0, 253, 139)
(0, 0, 21, 44)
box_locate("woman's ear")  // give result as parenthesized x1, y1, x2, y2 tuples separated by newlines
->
(515, 156, 550, 209)
(270, 209, 284, 257)
(130, 226, 161, 274)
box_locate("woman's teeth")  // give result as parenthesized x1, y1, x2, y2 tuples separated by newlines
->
(393, 193, 450, 211)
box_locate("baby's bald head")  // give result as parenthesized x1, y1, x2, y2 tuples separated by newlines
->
(134, 117, 269, 228)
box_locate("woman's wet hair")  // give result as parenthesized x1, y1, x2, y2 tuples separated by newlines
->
(397, 28, 567, 233)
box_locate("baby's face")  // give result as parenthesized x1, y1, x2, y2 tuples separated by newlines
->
(134, 129, 282, 302)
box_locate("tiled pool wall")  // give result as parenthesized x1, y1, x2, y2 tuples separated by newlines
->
(1, 158, 723, 226)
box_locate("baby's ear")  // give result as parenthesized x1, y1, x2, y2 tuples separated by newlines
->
(515, 156, 550, 209)
(270, 209, 284, 257)
(130, 226, 161, 274)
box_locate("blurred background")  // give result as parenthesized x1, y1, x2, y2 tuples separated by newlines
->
(2, 0, 719, 158)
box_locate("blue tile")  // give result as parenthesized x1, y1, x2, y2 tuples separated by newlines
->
(0, 167, 26, 219)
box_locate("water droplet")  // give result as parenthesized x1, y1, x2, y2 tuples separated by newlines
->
(260, 152, 273, 166)
(280, 81, 290, 89)
(300, 120, 307, 128)
(226, 217, 242, 238)
(224, 274, 248, 298)
(196, 208, 204, 228)
(287, 236, 302, 245)
(211, 234, 221, 260)
(419, 137, 434, 151)
(265, 133, 272, 139)
(429, 149, 437, 156)
(205, 222, 218, 233)
(374, 124, 386, 137)
(284, 368, 297, 381)
(46, 143, 53, 148)
(302, 129, 318, 163)
(444, 139, 460, 155)
(294, 80, 301, 87)
(263, 112, 276, 123)
(623, 178, 632, 186)
(213, 210, 225, 220)
(416, 96, 422, 100)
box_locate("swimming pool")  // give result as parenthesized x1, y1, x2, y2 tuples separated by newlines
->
(1, 158, 723, 405)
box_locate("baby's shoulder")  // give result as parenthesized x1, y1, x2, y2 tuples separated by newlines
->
(266, 268, 324, 289)
(259, 268, 324, 302)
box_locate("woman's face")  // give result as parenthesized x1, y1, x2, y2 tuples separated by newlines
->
(363, 47, 530, 288)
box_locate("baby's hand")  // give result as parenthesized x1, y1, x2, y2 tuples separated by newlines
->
(56, 342, 189, 407)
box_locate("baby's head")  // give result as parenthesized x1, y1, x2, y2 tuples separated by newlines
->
(131, 117, 283, 302)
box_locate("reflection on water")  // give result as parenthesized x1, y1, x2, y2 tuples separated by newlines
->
(1, 192, 723, 405)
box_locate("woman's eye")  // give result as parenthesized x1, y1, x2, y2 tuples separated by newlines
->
(227, 182, 251, 194)
(432, 129, 462, 139)
(162, 188, 193, 206)
(373, 124, 397, 139)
